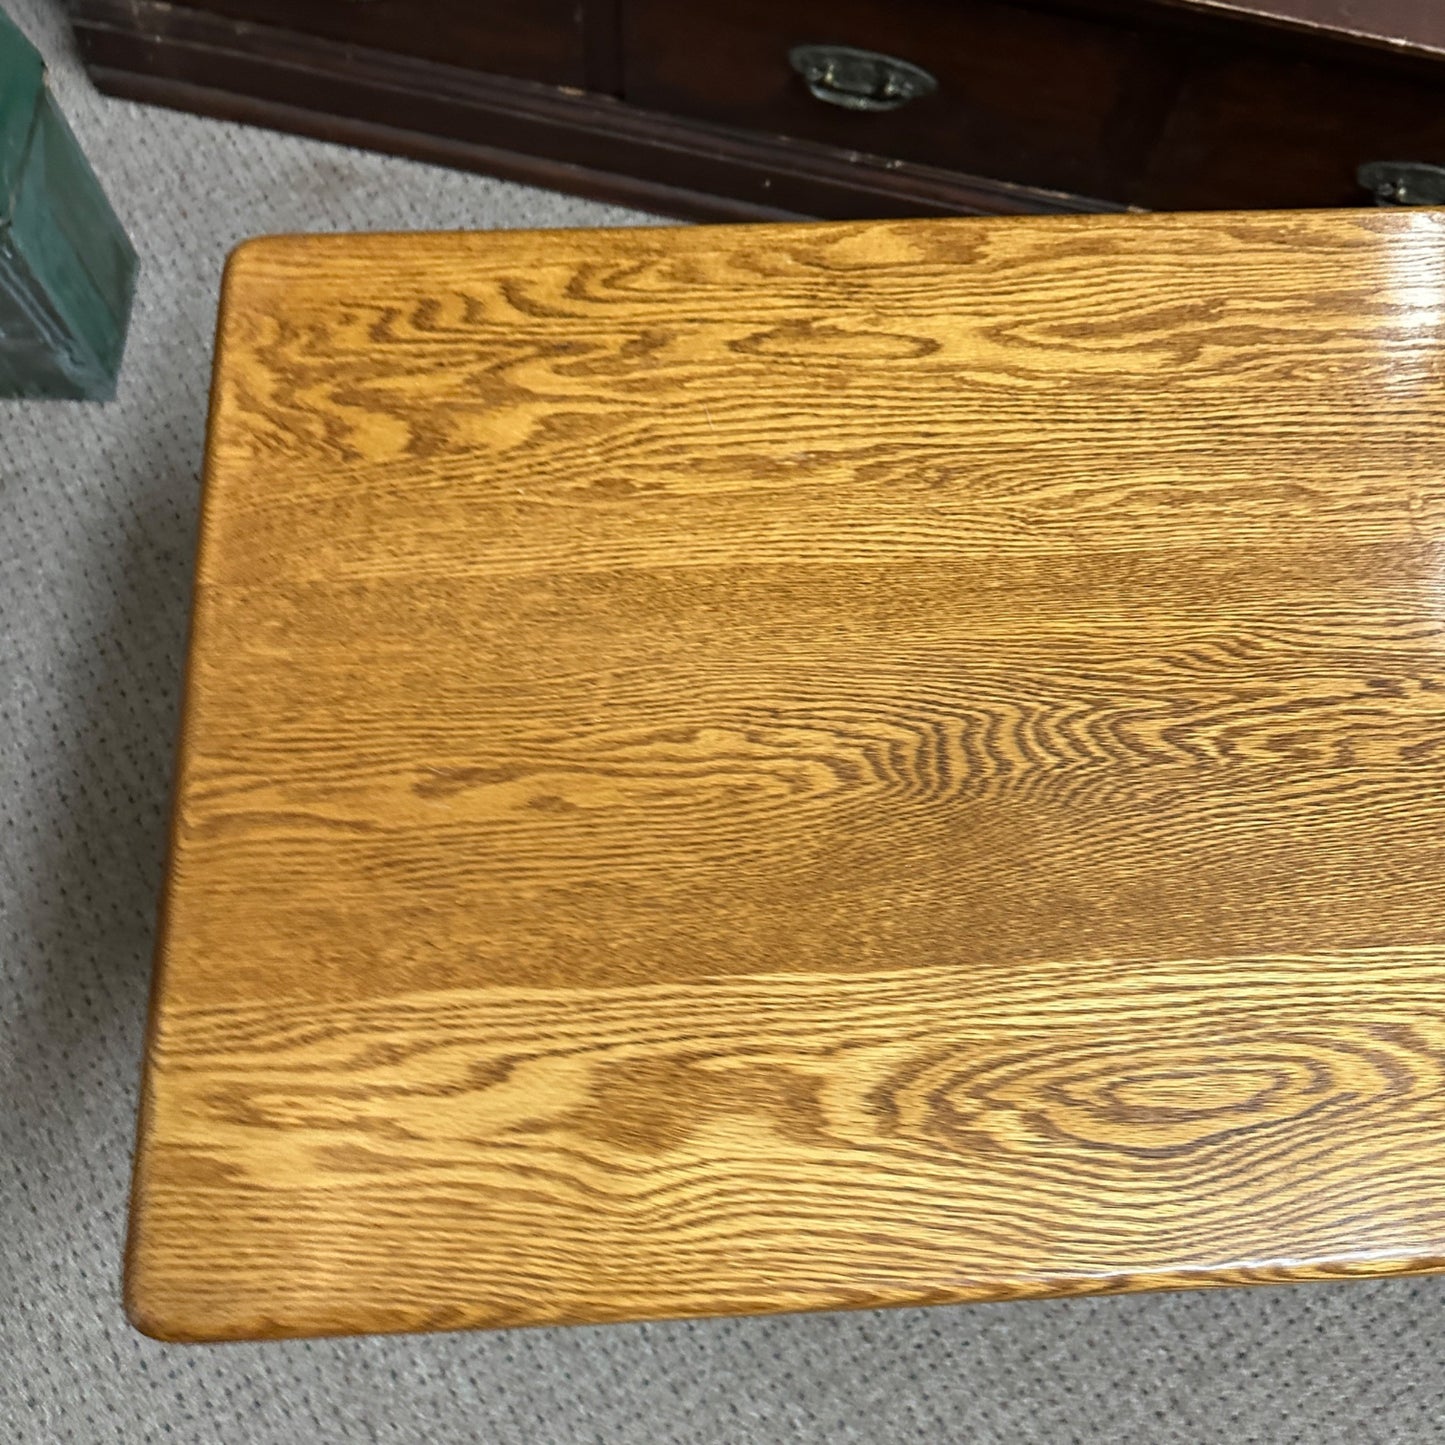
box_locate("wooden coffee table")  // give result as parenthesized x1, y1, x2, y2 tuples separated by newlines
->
(127, 210, 1445, 1342)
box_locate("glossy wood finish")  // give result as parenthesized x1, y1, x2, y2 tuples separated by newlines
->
(128, 210, 1445, 1342)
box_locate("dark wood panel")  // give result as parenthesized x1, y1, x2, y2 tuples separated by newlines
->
(174, 0, 585, 85)
(1142, 49, 1445, 208)
(69, 0, 1445, 219)
(1029, 0, 1445, 75)
(1157, 0, 1445, 60)
(583, 0, 624, 95)
(623, 0, 1182, 201)
(71, 0, 1118, 220)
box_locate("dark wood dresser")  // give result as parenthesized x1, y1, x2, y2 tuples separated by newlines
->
(67, 0, 1445, 218)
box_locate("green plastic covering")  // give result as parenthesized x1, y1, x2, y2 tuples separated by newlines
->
(1, 6, 137, 400)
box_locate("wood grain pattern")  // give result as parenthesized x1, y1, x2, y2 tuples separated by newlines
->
(128, 210, 1445, 1341)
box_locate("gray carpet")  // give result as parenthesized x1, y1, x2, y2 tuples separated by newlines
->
(3, 1, 1445, 1439)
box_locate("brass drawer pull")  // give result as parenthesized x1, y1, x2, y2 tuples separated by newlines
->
(788, 43, 938, 113)
(1358, 160, 1445, 206)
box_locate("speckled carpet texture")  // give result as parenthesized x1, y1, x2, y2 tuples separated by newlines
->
(3, 0, 1445, 1439)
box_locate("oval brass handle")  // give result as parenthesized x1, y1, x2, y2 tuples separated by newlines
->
(788, 44, 938, 113)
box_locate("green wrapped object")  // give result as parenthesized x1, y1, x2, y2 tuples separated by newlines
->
(1, 7, 136, 400)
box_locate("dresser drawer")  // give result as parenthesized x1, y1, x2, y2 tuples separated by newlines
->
(621, 0, 1171, 201)
(176, 0, 585, 85)
(1141, 51, 1445, 209)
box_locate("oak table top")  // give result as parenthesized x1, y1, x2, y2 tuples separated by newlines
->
(128, 210, 1445, 1342)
